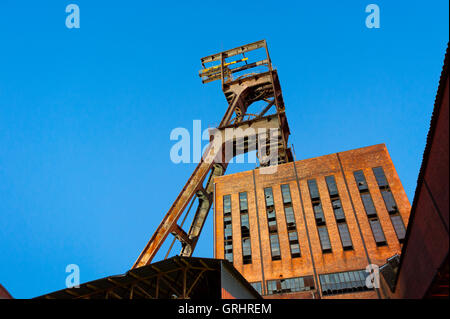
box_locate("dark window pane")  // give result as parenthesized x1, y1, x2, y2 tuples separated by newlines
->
(240, 213, 249, 227)
(313, 202, 326, 224)
(288, 230, 301, 257)
(266, 276, 314, 295)
(242, 238, 251, 253)
(223, 195, 232, 262)
(369, 218, 386, 245)
(242, 237, 252, 264)
(373, 167, 389, 187)
(354, 171, 368, 191)
(284, 206, 296, 230)
(361, 193, 377, 217)
(307, 179, 320, 200)
(288, 231, 298, 243)
(224, 225, 232, 240)
(332, 199, 345, 221)
(390, 214, 406, 241)
(325, 176, 339, 197)
(239, 192, 248, 211)
(267, 208, 278, 233)
(338, 223, 353, 248)
(281, 184, 292, 204)
(270, 234, 281, 260)
(318, 226, 332, 251)
(240, 213, 250, 238)
(264, 188, 274, 207)
(250, 282, 262, 295)
(381, 189, 398, 213)
(223, 195, 231, 214)
(290, 244, 301, 257)
(320, 270, 372, 295)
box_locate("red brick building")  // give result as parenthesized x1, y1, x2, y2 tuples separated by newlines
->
(380, 43, 449, 299)
(213, 144, 411, 299)
(0, 284, 13, 299)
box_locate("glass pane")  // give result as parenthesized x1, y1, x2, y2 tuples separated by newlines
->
(285, 206, 296, 226)
(361, 193, 377, 216)
(264, 188, 274, 206)
(270, 234, 281, 258)
(390, 215, 406, 240)
(318, 226, 331, 251)
(313, 203, 325, 222)
(338, 223, 353, 248)
(332, 199, 345, 220)
(251, 282, 261, 294)
(381, 189, 397, 213)
(308, 179, 320, 200)
(239, 192, 248, 211)
(372, 167, 388, 187)
(354, 171, 368, 191)
(281, 184, 292, 204)
(223, 195, 232, 214)
(370, 218, 386, 243)
(325, 176, 339, 196)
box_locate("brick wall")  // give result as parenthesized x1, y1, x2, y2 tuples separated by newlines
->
(214, 144, 411, 299)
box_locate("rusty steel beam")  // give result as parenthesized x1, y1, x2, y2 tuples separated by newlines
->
(132, 40, 292, 269)
(200, 40, 267, 64)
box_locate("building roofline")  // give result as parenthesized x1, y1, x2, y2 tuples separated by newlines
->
(393, 42, 449, 291)
(214, 143, 388, 182)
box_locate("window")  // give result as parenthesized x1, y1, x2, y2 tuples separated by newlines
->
(360, 193, 377, 217)
(224, 219, 232, 240)
(369, 218, 387, 246)
(267, 208, 278, 233)
(325, 175, 353, 250)
(281, 184, 292, 204)
(239, 192, 251, 264)
(331, 199, 345, 221)
(390, 215, 406, 242)
(284, 206, 296, 230)
(250, 282, 262, 295)
(318, 226, 332, 252)
(280, 184, 301, 258)
(270, 234, 281, 260)
(308, 179, 332, 253)
(325, 176, 339, 198)
(266, 276, 315, 295)
(223, 195, 233, 262)
(239, 192, 248, 212)
(319, 270, 372, 296)
(381, 189, 398, 213)
(264, 187, 281, 260)
(307, 180, 320, 200)
(224, 195, 231, 214)
(372, 167, 405, 243)
(338, 223, 353, 250)
(354, 170, 369, 191)
(313, 202, 326, 224)
(264, 187, 274, 207)
(354, 170, 387, 246)
(240, 213, 250, 237)
(288, 231, 301, 258)
(373, 166, 389, 188)
(242, 238, 252, 264)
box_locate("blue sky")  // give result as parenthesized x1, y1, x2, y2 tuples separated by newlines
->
(0, 1, 448, 298)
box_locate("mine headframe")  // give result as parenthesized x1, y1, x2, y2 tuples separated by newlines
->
(132, 40, 293, 269)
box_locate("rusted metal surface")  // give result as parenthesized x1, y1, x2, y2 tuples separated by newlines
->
(35, 257, 261, 299)
(132, 40, 293, 269)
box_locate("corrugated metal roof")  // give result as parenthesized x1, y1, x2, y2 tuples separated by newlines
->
(35, 256, 261, 299)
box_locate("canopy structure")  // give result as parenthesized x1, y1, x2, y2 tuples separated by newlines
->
(35, 256, 261, 299)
